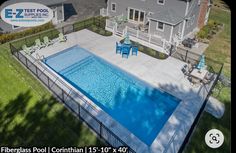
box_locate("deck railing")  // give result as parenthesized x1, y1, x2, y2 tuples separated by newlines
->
(100, 8, 108, 17)
(105, 19, 168, 53)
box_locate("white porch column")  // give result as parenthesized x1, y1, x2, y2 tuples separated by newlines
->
(181, 0, 190, 40)
(169, 25, 174, 42)
(181, 20, 186, 40)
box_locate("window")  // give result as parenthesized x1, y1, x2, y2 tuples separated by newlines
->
(111, 3, 116, 12)
(128, 8, 145, 23)
(140, 12, 144, 22)
(129, 9, 134, 20)
(157, 22, 164, 31)
(157, 0, 165, 5)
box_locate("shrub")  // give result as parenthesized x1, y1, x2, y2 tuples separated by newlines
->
(99, 29, 105, 35)
(207, 19, 216, 29)
(91, 25, 98, 32)
(0, 22, 54, 44)
(139, 46, 144, 52)
(197, 29, 207, 39)
(158, 52, 168, 59)
(146, 48, 156, 57)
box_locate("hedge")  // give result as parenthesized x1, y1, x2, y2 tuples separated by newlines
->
(0, 22, 54, 44)
(73, 16, 112, 36)
(120, 39, 168, 60)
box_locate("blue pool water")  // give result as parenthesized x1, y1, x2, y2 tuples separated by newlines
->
(44, 45, 180, 146)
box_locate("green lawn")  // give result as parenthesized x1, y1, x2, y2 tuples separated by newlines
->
(184, 3, 231, 153)
(0, 43, 104, 146)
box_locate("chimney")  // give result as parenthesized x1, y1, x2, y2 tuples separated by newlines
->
(197, 0, 210, 29)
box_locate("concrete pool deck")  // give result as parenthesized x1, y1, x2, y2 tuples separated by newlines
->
(31, 29, 215, 153)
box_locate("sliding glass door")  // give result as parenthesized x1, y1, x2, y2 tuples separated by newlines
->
(128, 8, 145, 23)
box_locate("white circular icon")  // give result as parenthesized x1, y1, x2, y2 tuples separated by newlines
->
(205, 129, 224, 148)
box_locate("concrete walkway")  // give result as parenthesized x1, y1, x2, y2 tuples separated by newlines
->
(205, 96, 225, 118)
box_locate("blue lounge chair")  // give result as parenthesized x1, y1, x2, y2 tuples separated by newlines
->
(131, 46, 138, 55)
(116, 42, 122, 54)
(122, 44, 131, 58)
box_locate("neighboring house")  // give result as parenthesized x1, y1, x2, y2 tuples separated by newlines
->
(102, 0, 212, 53)
(0, 0, 66, 33)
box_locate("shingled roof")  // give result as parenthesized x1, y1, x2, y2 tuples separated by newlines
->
(148, 8, 184, 25)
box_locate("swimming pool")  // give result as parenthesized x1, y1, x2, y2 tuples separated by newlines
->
(44, 45, 180, 146)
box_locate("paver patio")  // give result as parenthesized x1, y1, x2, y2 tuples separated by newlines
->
(30, 29, 215, 153)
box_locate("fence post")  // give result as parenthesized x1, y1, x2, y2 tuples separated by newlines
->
(62, 27, 64, 34)
(36, 66, 38, 76)
(9, 43, 13, 55)
(185, 50, 189, 62)
(62, 90, 65, 102)
(25, 57, 28, 68)
(100, 122, 102, 138)
(78, 104, 80, 119)
(47, 76, 50, 88)
(72, 24, 75, 32)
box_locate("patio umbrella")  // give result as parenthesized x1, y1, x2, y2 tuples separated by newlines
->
(124, 33, 131, 45)
(197, 54, 205, 70)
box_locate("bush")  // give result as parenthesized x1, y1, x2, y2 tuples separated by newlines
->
(0, 22, 54, 44)
(207, 19, 216, 29)
(197, 29, 208, 39)
(99, 29, 105, 35)
(157, 52, 168, 59)
(90, 25, 98, 32)
(119, 39, 168, 60)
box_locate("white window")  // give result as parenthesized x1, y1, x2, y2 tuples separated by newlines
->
(157, 22, 164, 31)
(128, 8, 145, 23)
(157, 0, 165, 5)
(111, 3, 116, 12)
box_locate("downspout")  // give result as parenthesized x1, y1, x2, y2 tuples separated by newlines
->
(181, 0, 190, 40)
(62, 3, 65, 22)
(169, 25, 174, 42)
(106, 0, 109, 16)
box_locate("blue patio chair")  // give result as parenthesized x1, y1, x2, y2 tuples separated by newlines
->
(116, 42, 122, 54)
(131, 45, 138, 55)
(122, 44, 131, 58)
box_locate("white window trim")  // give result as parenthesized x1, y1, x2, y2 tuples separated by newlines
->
(156, 21, 164, 31)
(111, 3, 116, 12)
(127, 7, 145, 23)
(157, 0, 165, 5)
(191, 15, 195, 25)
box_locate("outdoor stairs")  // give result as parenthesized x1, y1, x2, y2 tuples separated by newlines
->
(115, 31, 123, 37)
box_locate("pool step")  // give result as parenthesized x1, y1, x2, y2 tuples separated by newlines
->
(61, 56, 94, 75)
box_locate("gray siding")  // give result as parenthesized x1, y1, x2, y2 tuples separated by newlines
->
(56, 4, 64, 22)
(184, 0, 200, 36)
(107, 0, 187, 22)
(172, 22, 183, 42)
(149, 20, 171, 41)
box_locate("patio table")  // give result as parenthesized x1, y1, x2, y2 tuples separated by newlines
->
(190, 68, 208, 81)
